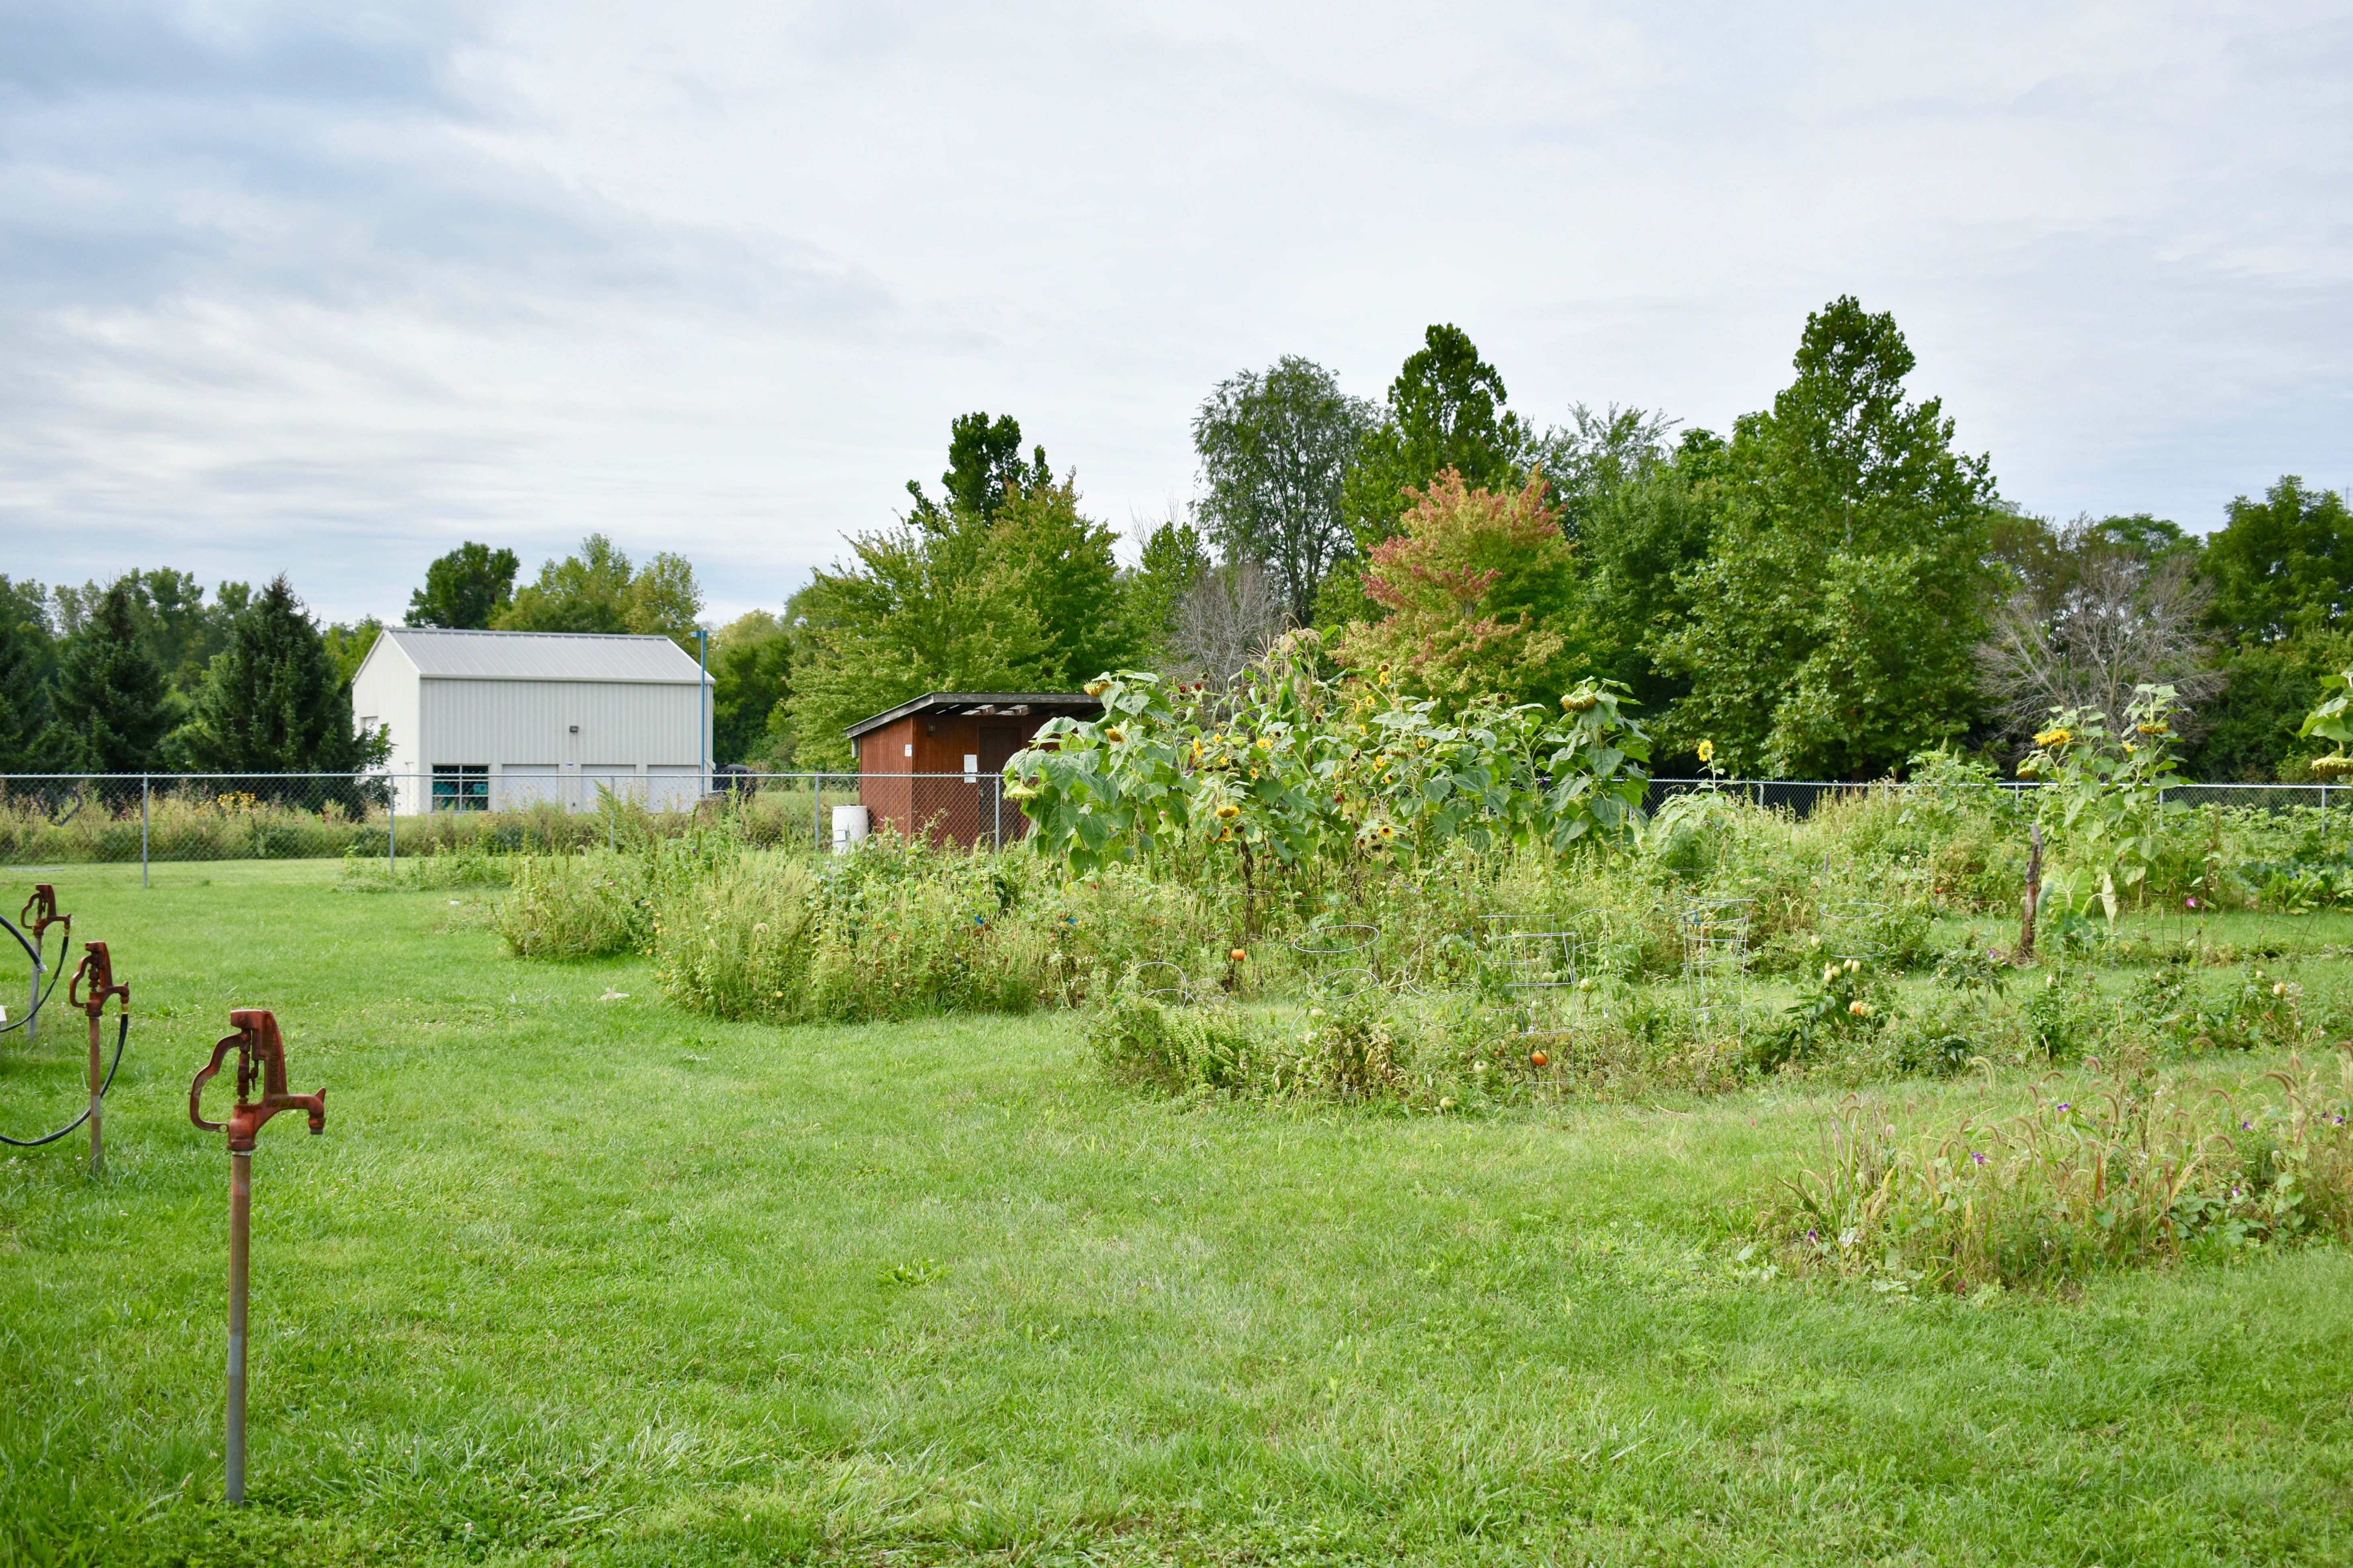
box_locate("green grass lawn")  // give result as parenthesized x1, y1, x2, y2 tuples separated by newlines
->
(3, 866, 2351, 1565)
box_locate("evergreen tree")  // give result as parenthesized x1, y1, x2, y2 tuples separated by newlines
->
(0, 576, 58, 771)
(174, 575, 385, 797)
(42, 583, 175, 776)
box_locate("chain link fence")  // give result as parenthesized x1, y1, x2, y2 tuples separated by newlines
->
(1, 772, 2343, 874)
(0, 771, 1031, 874)
(1642, 778, 2353, 821)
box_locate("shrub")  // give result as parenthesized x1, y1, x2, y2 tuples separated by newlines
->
(495, 852, 653, 959)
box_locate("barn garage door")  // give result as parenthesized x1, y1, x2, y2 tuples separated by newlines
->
(497, 765, 560, 809)
(646, 766, 702, 812)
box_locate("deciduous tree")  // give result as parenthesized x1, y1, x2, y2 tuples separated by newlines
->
(1340, 324, 1531, 555)
(1193, 357, 1373, 627)
(496, 535, 705, 656)
(1653, 297, 2000, 778)
(1337, 472, 1581, 707)
(711, 611, 792, 766)
(2202, 477, 2353, 642)
(406, 542, 521, 629)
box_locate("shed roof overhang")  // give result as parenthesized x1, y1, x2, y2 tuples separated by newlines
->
(843, 691, 1101, 741)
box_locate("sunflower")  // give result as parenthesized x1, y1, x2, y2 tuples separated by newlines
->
(2033, 727, 2073, 748)
(1214, 802, 1241, 819)
(1697, 739, 1715, 766)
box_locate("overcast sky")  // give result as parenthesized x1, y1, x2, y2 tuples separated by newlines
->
(3, 0, 2347, 627)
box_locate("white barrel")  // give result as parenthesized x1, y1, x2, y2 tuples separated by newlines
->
(831, 804, 870, 854)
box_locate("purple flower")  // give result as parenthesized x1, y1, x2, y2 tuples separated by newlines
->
(2057, 1103, 2071, 1114)
(1806, 1228, 1819, 1243)
(1972, 1151, 1987, 1165)
(2242, 1121, 2253, 1130)
(2186, 897, 2200, 909)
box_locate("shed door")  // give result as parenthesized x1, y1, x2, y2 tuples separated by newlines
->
(978, 721, 1025, 774)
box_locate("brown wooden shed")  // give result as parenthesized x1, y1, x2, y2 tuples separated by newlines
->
(845, 691, 1101, 849)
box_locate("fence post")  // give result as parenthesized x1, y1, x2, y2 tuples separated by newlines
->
(388, 778, 397, 877)
(141, 775, 150, 889)
(812, 774, 822, 854)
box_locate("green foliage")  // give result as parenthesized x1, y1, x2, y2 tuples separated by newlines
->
(904, 410, 1052, 530)
(1124, 512, 1208, 666)
(2295, 659, 2353, 780)
(1008, 647, 1650, 881)
(649, 836, 1060, 1023)
(1654, 296, 2001, 777)
(51, 567, 250, 693)
(405, 540, 520, 628)
(0, 575, 58, 770)
(41, 582, 176, 774)
(1340, 323, 1532, 554)
(495, 533, 704, 656)
(710, 609, 792, 765)
(320, 617, 382, 686)
(787, 475, 1132, 768)
(170, 575, 388, 789)
(495, 851, 656, 958)
(1557, 424, 1722, 725)
(1777, 1054, 2353, 1290)
(2203, 475, 2353, 642)
(1336, 472, 1583, 706)
(2015, 684, 2184, 925)
(1193, 356, 1375, 626)
(2192, 630, 2352, 780)
(1752, 956, 1894, 1073)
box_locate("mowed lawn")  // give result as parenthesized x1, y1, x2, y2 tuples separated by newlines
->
(2, 864, 2351, 1566)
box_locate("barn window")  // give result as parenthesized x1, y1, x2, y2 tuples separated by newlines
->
(431, 765, 489, 812)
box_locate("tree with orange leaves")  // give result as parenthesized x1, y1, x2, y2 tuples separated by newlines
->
(1335, 469, 1585, 707)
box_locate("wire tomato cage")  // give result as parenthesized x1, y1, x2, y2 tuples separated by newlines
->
(1679, 897, 1755, 1041)
(1289, 923, 1381, 1001)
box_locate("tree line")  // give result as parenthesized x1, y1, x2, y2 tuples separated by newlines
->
(8, 292, 2344, 782)
(756, 294, 2352, 780)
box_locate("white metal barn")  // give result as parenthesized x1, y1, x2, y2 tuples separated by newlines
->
(350, 628, 712, 814)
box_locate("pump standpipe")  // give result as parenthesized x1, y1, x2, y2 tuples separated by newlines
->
(189, 1009, 327, 1505)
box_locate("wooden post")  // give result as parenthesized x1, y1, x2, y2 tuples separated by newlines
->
(2016, 822, 2043, 964)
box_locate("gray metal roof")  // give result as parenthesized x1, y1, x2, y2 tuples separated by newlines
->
(378, 627, 708, 684)
(844, 691, 1101, 739)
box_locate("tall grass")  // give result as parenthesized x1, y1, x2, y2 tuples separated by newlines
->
(1776, 1051, 2353, 1289)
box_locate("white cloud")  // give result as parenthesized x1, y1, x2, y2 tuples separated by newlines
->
(1, 0, 2347, 624)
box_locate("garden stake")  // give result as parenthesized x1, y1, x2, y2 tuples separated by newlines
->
(68, 941, 126, 1178)
(189, 1009, 327, 1506)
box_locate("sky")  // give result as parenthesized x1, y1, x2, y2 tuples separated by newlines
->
(2, 0, 2347, 628)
